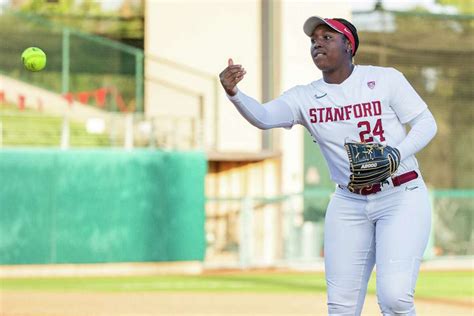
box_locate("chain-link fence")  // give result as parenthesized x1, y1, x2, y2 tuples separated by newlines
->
(431, 190, 473, 256)
(0, 10, 143, 113)
(0, 10, 164, 149)
(205, 189, 473, 268)
(0, 103, 201, 150)
(0, 11, 208, 150)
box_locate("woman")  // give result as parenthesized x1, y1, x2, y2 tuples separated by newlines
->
(219, 16, 437, 315)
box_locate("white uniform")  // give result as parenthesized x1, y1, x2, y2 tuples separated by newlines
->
(279, 65, 425, 186)
(227, 65, 437, 315)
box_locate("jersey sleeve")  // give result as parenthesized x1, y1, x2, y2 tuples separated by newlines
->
(276, 85, 306, 126)
(387, 68, 428, 124)
(395, 108, 437, 161)
(226, 90, 295, 129)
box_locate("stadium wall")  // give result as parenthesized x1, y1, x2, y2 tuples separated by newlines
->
(0, 149, 207, 265)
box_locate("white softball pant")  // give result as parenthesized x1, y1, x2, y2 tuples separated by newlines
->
(324, 175, 431, 316)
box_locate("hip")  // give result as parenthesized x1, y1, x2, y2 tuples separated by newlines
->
(334, 169, 428, 201)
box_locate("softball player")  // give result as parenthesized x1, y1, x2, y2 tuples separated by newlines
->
(219, 16, 437, 316)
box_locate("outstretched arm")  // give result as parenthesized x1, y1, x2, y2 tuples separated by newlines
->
(227, 90, 294, 130)
(219, 58, 295, 130)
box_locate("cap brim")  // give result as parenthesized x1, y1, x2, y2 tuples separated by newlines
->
(303, 16, 342, 37)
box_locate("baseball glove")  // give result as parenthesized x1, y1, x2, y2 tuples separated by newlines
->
(345, 142, 401, 191)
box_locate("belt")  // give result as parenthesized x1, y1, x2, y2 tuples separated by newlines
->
(341, 171, 419, 195)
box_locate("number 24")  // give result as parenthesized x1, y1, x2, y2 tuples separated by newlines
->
(358, 119, 385, 142)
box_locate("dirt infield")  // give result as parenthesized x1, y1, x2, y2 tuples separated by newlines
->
(1, 291, 472, 316)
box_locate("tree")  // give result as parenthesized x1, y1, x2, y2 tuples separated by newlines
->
(18, 0, 144, 41)
(20, 0, 75, 15)
(437, 0, 474, 14)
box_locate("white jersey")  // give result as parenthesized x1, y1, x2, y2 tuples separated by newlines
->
(279, 65, 428, 186)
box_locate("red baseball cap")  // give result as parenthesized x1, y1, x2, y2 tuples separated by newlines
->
(303, 16, 357, 56)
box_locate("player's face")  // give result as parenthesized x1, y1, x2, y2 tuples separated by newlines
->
(310, 25, 348, 72)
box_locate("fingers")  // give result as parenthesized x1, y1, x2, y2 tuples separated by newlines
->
(223, 66, 246, 81)
(220, 60, 246, 81)
(219, 58, 247, 95)
(224, 68, 246, 88)
(219, 59, 244, 79)
(229, 69, 246, 85)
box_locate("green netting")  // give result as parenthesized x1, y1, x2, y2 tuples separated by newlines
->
(0, 11, 143, 112)
(353, 11, 474, 189)
(0, 149, 206, 264)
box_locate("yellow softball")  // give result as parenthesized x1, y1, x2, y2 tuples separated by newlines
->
(21, 47, 47, 72)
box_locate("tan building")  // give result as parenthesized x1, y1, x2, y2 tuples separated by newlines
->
(144, 0, 351, 267)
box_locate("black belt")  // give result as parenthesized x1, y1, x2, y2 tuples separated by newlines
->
(340, 171, 419, 195)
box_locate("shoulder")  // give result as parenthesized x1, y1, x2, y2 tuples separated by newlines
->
(282, 80, 322, 97)
(357, 65, 403, 77)
(356, 65, 408, 88)
(290, 79, 323, 91)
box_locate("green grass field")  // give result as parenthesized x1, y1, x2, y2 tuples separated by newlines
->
(1, 104, 110, 147)
(1, 271, 471, 301)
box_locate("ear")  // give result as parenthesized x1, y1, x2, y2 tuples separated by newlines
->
(347, 45, 353, 55)
(343, 37, 352, 54)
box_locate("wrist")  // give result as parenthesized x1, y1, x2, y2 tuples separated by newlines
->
(226, 89, 237, 97)
(226, 89, 240, 100)
(394, 145, 404, 161)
